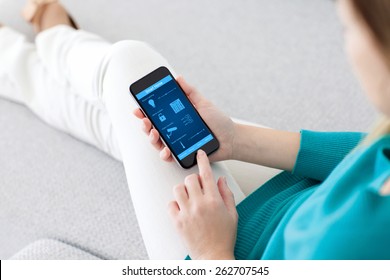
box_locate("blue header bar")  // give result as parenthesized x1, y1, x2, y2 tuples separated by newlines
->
(136, 75, 173, 100)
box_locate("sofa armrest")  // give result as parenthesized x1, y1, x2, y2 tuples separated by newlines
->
(10, 239, 101, 260)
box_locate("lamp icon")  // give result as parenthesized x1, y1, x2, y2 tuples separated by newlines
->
(148, 99, 156, 108)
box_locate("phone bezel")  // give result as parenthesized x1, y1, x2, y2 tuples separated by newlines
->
(129, 66, 219, 169)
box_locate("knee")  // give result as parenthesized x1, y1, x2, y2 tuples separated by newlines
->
(98, 40, 171, 100)
(107, 40, 159, 66)
(111, 40, 154, 54)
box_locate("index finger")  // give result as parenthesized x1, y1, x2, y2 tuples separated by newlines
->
(196, 149, 217, 194)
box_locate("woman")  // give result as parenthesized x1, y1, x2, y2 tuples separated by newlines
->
(0, 0, 389, 259)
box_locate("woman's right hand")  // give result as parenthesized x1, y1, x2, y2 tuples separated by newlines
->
(133, 76, 236, 163)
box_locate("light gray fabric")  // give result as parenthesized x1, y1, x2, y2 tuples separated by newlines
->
(0, 0, 376, 132)
(0, 100, 147, 260)
(0, 0, 376, 259)
(10, 239, 101, 260)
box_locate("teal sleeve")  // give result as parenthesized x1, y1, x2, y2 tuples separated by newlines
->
(292, 130, 366, 181)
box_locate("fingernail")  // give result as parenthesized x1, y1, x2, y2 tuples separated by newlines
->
(223, 177, 228, 185)
(197, 149, 205, 158)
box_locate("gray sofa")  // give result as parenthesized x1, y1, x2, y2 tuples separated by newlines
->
(0, 0, 375, 259)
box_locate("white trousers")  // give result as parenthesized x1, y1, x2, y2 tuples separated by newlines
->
(0, 26, 279, 259)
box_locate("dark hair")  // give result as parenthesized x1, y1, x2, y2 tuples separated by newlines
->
(351, 0, 390, 67)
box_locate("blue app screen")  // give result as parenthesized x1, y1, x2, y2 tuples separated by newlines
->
(136, 75, 214, 160)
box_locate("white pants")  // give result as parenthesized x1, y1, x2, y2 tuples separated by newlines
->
(0, 26, 279, 259)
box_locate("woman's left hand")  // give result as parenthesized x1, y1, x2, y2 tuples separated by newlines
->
(168, 149, 238, 260)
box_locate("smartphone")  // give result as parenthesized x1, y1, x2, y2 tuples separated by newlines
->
(129, 66, 219, 169)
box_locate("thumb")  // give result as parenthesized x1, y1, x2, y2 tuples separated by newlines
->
(176, 76, 204, 106)
(217, 177, 236, 214)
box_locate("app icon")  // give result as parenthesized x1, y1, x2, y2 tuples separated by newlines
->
(166, 127, 178, 139)
(158, 113, 166, 122)
(148, 99, 156, 108)
(170, 99, 185, 114)
(182, 114, 193, 126)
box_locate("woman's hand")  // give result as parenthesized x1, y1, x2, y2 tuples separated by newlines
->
(133, 76, 236, 163)
(168, 150, 238, 260)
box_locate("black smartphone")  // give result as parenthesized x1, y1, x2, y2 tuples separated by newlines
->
(129, 66, 219, 169)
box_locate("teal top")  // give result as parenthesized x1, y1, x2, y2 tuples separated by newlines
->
(233, 130, 390, 260)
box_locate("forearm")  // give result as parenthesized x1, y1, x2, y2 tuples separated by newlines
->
(231, 123, 301, 171)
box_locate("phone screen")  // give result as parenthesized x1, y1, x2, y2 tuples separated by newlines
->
(130, 67, 219, 168)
